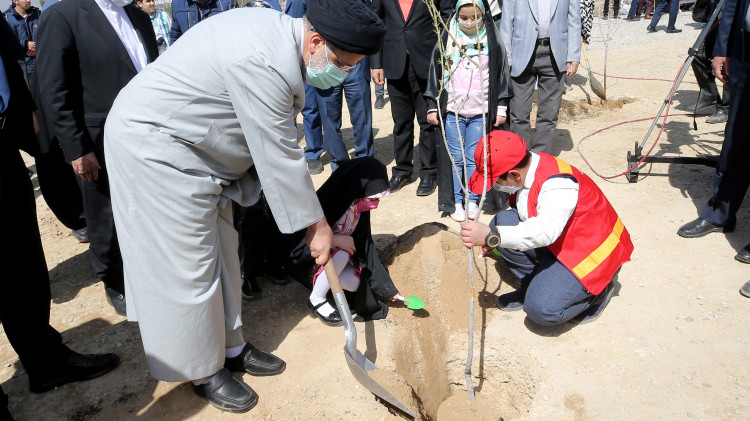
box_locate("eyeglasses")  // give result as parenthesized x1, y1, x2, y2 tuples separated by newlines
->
(327, 45, 355, 72)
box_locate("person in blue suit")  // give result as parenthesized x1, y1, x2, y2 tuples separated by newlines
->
(314, 0, 375, 171)
(676, 0, 750, 297)
(169, 0, 237, 44)
(286, 0, 326, 174)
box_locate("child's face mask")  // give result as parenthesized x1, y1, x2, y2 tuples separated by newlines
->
(355, 199, 380, 212)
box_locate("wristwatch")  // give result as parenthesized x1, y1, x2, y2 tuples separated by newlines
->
(485, 227, 501, 248)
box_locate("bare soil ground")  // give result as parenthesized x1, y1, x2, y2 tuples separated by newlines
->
(3, 13, 750, 420)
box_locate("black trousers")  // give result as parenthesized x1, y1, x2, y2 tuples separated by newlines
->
(35, 143, 86, 230)
(700, 60, 750, 225)
(691, 26, 730, 112)
(0, 150, 67, 382)
(387, 56, 438, 180)
(77, 167, 124, 293)
(233, 193, 284, 280)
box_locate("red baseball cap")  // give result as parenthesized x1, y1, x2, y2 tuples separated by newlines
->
(468, 130, 528, 194)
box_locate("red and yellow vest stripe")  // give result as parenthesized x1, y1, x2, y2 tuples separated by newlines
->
(525, 153, 633, 295)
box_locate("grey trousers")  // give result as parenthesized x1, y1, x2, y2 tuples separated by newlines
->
(491, 209, 599, 326)
(509, 43, 565, 153)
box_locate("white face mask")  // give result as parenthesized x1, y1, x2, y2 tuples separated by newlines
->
(109, 0, 132, 7)
(493, 184, 520, 194)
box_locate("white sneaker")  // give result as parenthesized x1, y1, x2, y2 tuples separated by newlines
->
(467, 202, 479, 220)
(450, 204, 465, 222)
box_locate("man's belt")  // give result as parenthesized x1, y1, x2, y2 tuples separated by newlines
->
(536, 38, 551, 46)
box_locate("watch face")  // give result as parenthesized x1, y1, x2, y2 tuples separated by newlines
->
(487, 234, 501, 248)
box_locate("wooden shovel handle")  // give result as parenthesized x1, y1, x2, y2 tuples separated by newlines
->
(324, 260, 343, 294)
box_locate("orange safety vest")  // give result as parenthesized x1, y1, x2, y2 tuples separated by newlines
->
(521, 153, 633, 295)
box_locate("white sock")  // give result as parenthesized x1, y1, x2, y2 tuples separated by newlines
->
(310, 251, 351, 316)
(225, 343, 246, 359)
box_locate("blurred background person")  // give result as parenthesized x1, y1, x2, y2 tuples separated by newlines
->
(137, 0, 172, 54)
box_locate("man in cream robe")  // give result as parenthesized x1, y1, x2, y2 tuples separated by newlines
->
(104, 0, 385, 412)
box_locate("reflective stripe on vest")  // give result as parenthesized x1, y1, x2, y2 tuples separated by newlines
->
(554, 157, 573, 175)
(571, 217, 626, 279)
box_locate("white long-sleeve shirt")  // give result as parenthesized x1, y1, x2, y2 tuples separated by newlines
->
(94, 0, 148, 72)
(498, 153, 580, 251)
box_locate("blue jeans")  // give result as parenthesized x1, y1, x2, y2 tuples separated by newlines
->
(445, 113, 482, 205)
(650, 0, 679, 30)
(316, 57, 373, 170)
(627, 0, 646, 19)
(302, 83, 324, 160)
(490, 210, 600, 326)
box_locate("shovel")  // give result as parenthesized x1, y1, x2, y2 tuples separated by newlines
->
(395, 294, 425, 310)
(581, 41, 607, 101)
(324, 261, 416, 418)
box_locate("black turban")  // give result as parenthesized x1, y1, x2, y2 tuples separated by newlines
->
(306, 0, 386, 56)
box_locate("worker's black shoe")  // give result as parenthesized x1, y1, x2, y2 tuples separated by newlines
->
(677, 218, 734, 238)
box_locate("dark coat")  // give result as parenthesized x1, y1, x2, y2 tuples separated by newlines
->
(35, 0, 158, 163)
(369, 0, 454, 80)
(713, 0, 749, 89)
(283, 157, 399, 321)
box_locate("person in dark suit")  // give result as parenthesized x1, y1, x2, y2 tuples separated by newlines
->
(35, 0, 159, 316)
(675, 0, 750, 296)
(370, 0, 454, 196)
(0, 19, 120, 419)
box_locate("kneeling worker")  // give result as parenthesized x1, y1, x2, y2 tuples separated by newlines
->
(460, 131, 633, 325)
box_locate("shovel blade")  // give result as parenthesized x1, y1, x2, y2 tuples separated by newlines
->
(588, 70, 607, 100)
(405, 295, 425, 310)
(344, 347, 416, 419)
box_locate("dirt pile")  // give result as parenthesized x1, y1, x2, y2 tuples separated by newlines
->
(375, 223, 540, 421)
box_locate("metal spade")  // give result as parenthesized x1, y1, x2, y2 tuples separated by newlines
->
(324, 261, 416, 419)
(581, 41, 607, 101)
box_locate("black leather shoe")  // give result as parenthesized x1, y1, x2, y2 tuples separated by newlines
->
(241, 274, 263, 299)
(374, 96, 385, 109)
(192, 368, 257, 413)
(104, 288, 126, 316)
(224, 343, 286, 376)
(736, 244, 750, 264)
(307, 300, 344, 327)
(388, 175, 412, 193)
(29, 349, 120, 393)
(570, 282, 615, 325)
(665, 28, 682, 33)
(677, 217, 734, 238)
(70, 227, 89, 243)
(496, 290, 525, 311)
(416, 178, 437, 196)
(307, 159, 324, 175)
(741, 281, 750, 298)
(706, 108, 728, 124)
(646, 25, 657, 32)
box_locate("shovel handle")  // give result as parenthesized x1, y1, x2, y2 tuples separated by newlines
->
(324, 260, 343, 294)
(581, 41, 593, 71)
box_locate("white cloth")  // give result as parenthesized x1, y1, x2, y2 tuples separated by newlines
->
(497, 153, 579, 251)
(538, 0, 551, 38)
(105, 8, 324, 382)
(94, 0, 148, 72)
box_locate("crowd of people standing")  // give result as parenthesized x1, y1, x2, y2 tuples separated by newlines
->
(1, 0, 746, 417)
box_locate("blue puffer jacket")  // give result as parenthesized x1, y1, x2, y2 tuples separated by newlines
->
(3, 5, 40, 74)
(169, 0, 236, 44)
